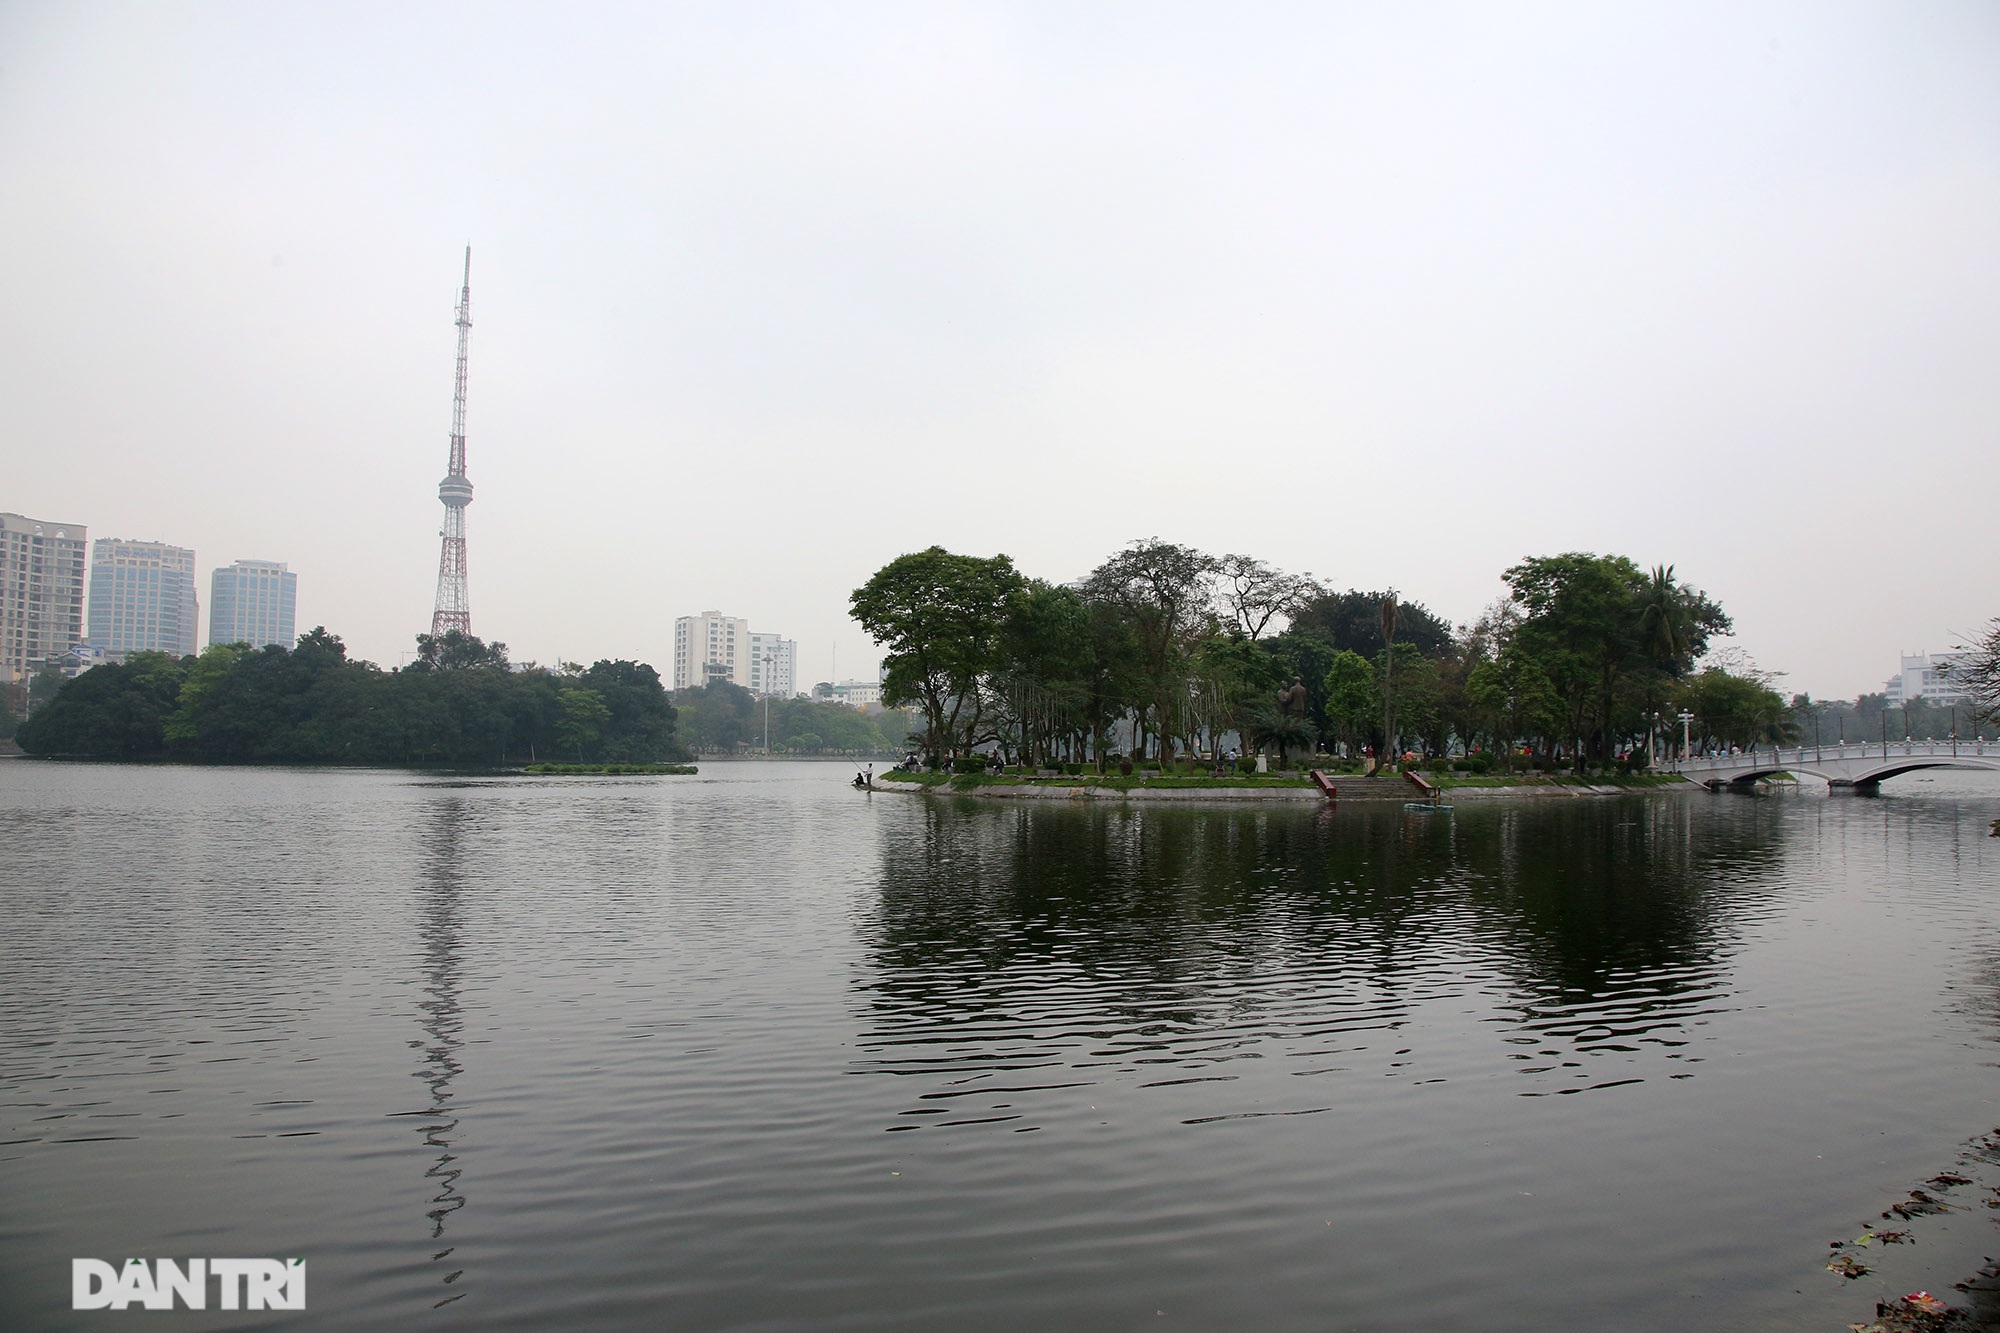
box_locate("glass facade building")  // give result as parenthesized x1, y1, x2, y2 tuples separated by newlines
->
(208, 560, 297, 649)
(87, 538, 200, 658)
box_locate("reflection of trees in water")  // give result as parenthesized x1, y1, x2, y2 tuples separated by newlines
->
(412, 797, 470, 1307)
(858, 797, 1783, 1111)
(1461, 797, 1782, 986)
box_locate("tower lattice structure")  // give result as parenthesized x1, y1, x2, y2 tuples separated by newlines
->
(431, 247, 475, 638)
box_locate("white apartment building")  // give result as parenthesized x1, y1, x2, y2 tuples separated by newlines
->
(747, 633, 796, 697)
(674, 611, 747, 690)
(87, 538, 200, 658)
(1882, 651, 1970, 708)
(1, 512, 88, 682)
(674, 613, 799, 695)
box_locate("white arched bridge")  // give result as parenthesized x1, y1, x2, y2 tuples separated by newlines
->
(1675, 738, 2000, 789)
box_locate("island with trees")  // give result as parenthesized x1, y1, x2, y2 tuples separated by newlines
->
(851, 541, 2000, 797)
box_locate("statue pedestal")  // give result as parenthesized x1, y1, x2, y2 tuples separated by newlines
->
(1256, 753, 1268, 773)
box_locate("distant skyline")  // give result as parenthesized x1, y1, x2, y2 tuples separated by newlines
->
(4, 3, 1995, 698)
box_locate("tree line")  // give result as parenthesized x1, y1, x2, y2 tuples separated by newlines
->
(850, 541, 1812, 770)
(14, 628, 689, 765)
(671, 679, 918, 755)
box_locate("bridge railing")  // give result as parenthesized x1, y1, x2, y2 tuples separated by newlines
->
(1672, 738, 2000, 775)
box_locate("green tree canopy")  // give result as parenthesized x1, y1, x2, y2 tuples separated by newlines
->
(850, 546, 1025, 760)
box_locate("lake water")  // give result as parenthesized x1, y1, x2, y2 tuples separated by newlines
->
(3, 760, 1998, 1330)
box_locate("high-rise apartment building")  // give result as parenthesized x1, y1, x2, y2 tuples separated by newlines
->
(674, 611, 747, 690)
(747, 632, 796, 697)
(1, 512, 88, 682)
(87, 538, 199, 658)
(209, 560, 297, 649)
(673, 611, 798, 695)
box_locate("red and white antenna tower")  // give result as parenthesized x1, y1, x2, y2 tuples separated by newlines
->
(430, 246, 475, 638)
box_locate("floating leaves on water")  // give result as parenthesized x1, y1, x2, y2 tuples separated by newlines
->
(1847, 1289, 1976, 1332)
(1926, 1172, 1972, 1188)
(1885, 1188, 1947, 1221)
(1829, 1254, 1870, 1279)
(1874, 1228, 1912, 1245)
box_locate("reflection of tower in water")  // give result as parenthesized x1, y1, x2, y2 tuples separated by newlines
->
(413, 797, 470, 1307)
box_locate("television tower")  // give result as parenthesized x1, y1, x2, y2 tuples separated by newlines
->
(430, 246, 474, 638)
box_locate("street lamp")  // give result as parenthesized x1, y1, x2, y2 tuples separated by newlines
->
(1677, 710, 1694, 764)
(761, 653, 776, 755)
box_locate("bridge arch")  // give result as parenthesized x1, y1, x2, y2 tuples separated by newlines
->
(1679, 740, 2000, 790)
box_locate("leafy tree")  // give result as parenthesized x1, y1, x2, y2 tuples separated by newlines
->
(409, 629, 510, 673)
(26, 662, 67, 717)
(1321, 650, 1377, 756)
(1078, 539, 1218, 763)
(1191, 632, 1286, 760)
(17, 652, 187, 757)
(1501, 553, 1724, 763)
(1675, 668, 1792, 750)
(990, 579, 1098, 765)
(670, 680, 758, 753)
(1377, 640, 1446, 757)
(579, 659, 685, 761)
(555, 688, 611, 760)
(162, 640, 252, 748)
(1291, 588, 1452, 658)
(850, 546, 1024, 761)
(1465, 650, 1561, 767)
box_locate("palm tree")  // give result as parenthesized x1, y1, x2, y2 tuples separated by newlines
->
(1637, 565, 1692, 672)
(1376, 593, 1399, 772)
(1247, 705, 1315, 769)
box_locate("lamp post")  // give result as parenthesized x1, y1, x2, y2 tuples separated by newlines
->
(761, 654, 776, 755)
(1677, 710, 1694, 765)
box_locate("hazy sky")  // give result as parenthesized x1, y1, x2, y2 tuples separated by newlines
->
(3, 2, 1995, 698)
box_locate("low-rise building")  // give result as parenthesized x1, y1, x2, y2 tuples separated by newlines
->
(812, 678, 884, 708)
(1882, 651, 1970, 708)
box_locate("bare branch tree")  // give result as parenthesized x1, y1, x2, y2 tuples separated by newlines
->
(1216, 554, 1323, 641)
(1950, 618, 2000, 724)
